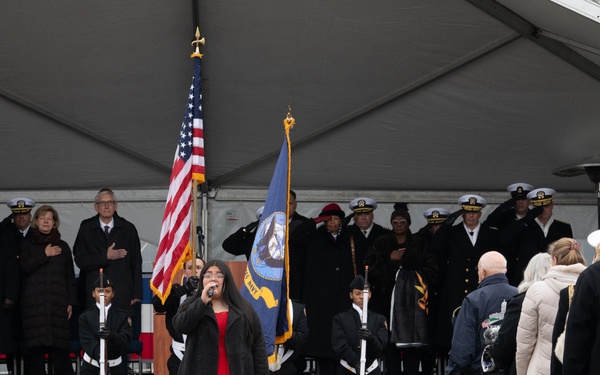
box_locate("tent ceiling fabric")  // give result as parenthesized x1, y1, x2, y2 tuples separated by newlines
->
(2, 0, 600, 193)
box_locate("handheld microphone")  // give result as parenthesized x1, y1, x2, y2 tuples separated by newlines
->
(207, 286, 215, 298)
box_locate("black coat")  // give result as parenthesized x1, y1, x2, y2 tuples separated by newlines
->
(431, 222, 499, 348)
(563, 262, 600, 374)
(222, 224, 257, 260)
(550, 287, 570, 375)
(79, 304, 132, 361)
(365, 231, 437, 322)
(331, 307, 388, 375)
(74, 213, 142, 312)
(0, 225, 19, 351)
(490, 292, 525, 375)
(293, 223, 354, 359)
(172, 294, 269, 375)
(500, 216, 572, 285)
(347, 223, 390, 277)
(20, 233, 77, 349)
(152, 282, 191, 342)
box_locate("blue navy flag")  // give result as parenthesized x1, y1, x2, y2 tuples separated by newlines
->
(242, 115, 295, 363)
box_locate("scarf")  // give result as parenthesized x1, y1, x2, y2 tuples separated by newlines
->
(30, 227, 61, 245)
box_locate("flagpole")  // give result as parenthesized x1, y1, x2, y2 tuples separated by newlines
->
(191, 180, 198, 268)
(150, 26, 206, 305)
(190, 26, 205, 267)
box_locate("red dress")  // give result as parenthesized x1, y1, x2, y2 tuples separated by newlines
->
(216, 311, 230, 375)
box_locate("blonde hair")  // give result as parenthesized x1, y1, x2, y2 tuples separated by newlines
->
(518, 252, 552, 293)
(550, 237, 586, 266)
(31, 205, 60, 229)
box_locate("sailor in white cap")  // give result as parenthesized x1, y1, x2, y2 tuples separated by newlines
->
(3, 197, 37, 237)
(486, 183, 536, 284)
(431, 194, 499, 353)
(0, 198, 34, 375)
(487, 183, 534, 230)
(418, 207, 451, 239)
(501, 187, 573, 285)
(347, 197, 390, 276)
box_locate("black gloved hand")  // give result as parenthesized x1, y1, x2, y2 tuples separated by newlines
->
(98, 326, 111, 339)
(352, 359, 361, 370)
(525, 205, 543, 221)
(2, 298, 16, 311)
(446, 209, 463, 226)
(357, 327, 372, 340)
(185, 276, 200, 292)
(243, 220, 259, 233)
(498, 198, 515, 213)
(342, 213, 355, 227)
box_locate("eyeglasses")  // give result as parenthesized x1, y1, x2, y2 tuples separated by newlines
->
(203, 273, 225, 279)
(391, 219, 408, 225)
(95, 200, 116, 206)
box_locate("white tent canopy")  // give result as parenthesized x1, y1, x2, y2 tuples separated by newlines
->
(2, 0, 600, 193)
(2, 1, 600, 265)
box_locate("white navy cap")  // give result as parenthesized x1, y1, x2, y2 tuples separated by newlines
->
(255, 206, 265, 220)
(7, 197, 36, 214)
(588, 230, 600, 248)
(458, 194, 487, 212)
(349, 197, 377, 213)
(423, 208, 451, 224)
(507, 183, 534, 199)
(527, 188, 555, 207)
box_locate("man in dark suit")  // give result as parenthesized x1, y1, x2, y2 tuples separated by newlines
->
(346, 197, 390, 277)
(499, 187, 572, 285)
(74, 188, 143, 314)
(486, 183, 534, 285)
(1, 197, 36, 374)
(431, 194, 499, 353)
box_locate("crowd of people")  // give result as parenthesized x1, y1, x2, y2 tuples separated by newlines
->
(0, 189, 142, 375)
(1, 182, 598, 375)
(218, 184, 592, 375)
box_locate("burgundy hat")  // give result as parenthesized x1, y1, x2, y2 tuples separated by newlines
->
(318, 203, 345, 221)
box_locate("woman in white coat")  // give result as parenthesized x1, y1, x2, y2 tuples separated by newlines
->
(515, 237, 586, 375)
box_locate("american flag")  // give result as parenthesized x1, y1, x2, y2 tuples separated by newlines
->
(151, 55, 205, 304)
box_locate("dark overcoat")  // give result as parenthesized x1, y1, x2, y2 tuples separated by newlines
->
(74, 213, 142, 312)
(365, 231, 437, 321)
(20, 235, 77, 349)
(563, 261, 600, 375)
(172, 293, 268, 375)
(296, 224, 354, 359)
(431, 222, 498, 348)
(0, 225, 19, 352)
(500, 216, 572, 285)
(347, 223, 390, 277)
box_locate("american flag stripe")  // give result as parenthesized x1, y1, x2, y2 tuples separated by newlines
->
(151, 55, 205, 304)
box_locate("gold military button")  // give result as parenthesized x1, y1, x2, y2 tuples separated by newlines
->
(465, 279, 469, 283)
(466, 268, 469, 272)
(464, 290, 468, 294)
